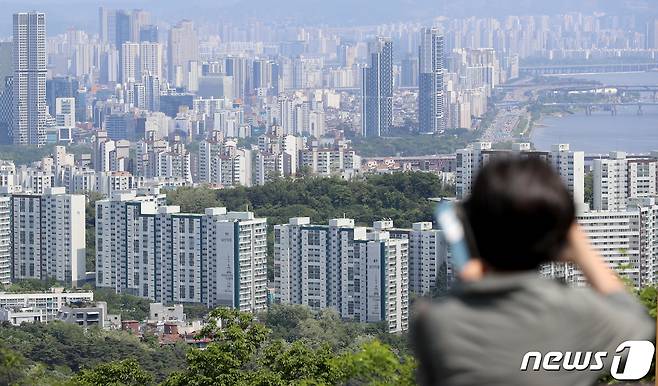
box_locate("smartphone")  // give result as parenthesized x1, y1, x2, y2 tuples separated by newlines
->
(435, 201, 473, 274)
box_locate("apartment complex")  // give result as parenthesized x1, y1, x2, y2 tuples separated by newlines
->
(11, 187, 86, 285)
(456, 142, 584, 206)
(593, 151, 658, 211)
(380, 221, 450, 296)
(274, 218, 449, 333)
(95, 192, 267, 313)
(543, 197, 658, 289)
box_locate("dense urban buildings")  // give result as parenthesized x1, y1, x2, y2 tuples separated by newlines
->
(274, 218, 449, 332)
(0, 3, 657, 330)
(274, 218, 411, 333)
(456, 142, 585, 206)
(95, 191, 267, 313)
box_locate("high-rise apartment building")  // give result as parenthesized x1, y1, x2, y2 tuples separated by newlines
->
(120, 42, 140, 83)
(547, 144, 585, 207)
(362, 37, 393, 137)
(11, 188, 86, 285)
(593, 152, 628, 211)
(168, 20, 199, 89)
(418, 28, 446, 133)
(0, 77, 12, 145)
(648, 19, 658, 49)
(542, 197, 658, 289)
(12, 12, 47, 146)
(95, 193, 267, 312)
(198, 139, 252, 187)
(274, 218, 411, 333)
(0, 196, 10, 286)
(139, 42, 163, 79)
(593, 152, 657, 211)
(456, 142, 584, 207)
(377, 220, 451, 296)
(55, 98, 75, 128)
(225, 56, 248, 100)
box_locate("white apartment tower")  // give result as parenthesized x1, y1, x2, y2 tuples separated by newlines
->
(11, 188, 86, 285)
(95, 193, 267, 312)
(168, 20, 199, 88)
(627, 159, 657, 199)
(12, 12, 47, 146)
(455, 142, 493, 199)
(55, 97, 76, 128)
(548, 144, 585, 207)
(593, 152, 628, 211)
(0, 197, 10, 285)
(544, 197, 658, 289)
(274, 218, 410, 333)
(456, 142, 584, 206)
(377, 221, 450, 296)
(120, 42, 140, 84)
(139, 42, 163, 79)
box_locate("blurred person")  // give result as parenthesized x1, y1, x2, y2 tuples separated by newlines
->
(412, 157, 654, 386)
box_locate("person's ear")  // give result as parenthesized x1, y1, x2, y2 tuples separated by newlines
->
(459, 258, 486, 282)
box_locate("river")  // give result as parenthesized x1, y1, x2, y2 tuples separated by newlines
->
(529, 72, 658, 154)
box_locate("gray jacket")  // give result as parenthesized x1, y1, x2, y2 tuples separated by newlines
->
(411, 272, 655, 386)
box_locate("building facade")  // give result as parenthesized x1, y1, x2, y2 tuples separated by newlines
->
(418, 28, 446, 133)
(11, 188, 86, 285)
(95, 192, 267, 312)
(362, 37, 393, 137)
(274, 217, 413, 333)
(12, 12, 47, 146)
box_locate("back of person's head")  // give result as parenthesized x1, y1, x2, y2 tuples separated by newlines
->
(463, 156, 575, 271)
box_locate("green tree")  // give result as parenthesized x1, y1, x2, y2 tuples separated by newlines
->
(166, 186, 221, 213)
(638, 286, 657, 318)
(0, 346, 27, 385)
(584, 171, 593, 206)
(337, 340, 416, 385)
(93, 288, 151, 320)
(165, 308, 269, 385)
(72, 359, 154, 386)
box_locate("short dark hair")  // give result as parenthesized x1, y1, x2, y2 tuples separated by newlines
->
(463, 156, 575, 271)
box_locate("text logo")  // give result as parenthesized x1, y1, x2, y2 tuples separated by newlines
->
(520, 340, 655, 380)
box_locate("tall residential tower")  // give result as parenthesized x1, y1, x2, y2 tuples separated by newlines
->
(362, 37, 393, 137)
(12, 12, 47, 146)
(418, 28, 446, 133)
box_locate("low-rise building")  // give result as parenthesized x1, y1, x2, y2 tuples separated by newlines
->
(57, 301, 107, 329)
(0, 306, 46, 325)
(0, 288, 93, 321)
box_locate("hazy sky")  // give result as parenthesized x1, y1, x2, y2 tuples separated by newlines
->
(2, 0, 657, 35)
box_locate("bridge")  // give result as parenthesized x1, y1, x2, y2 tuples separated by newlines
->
(542, 102, 658, 115)
(519, 62, 658, 76)
(540, 85, 658, 108)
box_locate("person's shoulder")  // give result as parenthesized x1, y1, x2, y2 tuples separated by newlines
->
(412, 295, 470, 328)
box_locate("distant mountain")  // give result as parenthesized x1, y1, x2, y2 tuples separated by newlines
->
(0, 0, 656, 35)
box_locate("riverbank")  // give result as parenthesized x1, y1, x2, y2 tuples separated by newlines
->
(520, 104, 575, 141)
